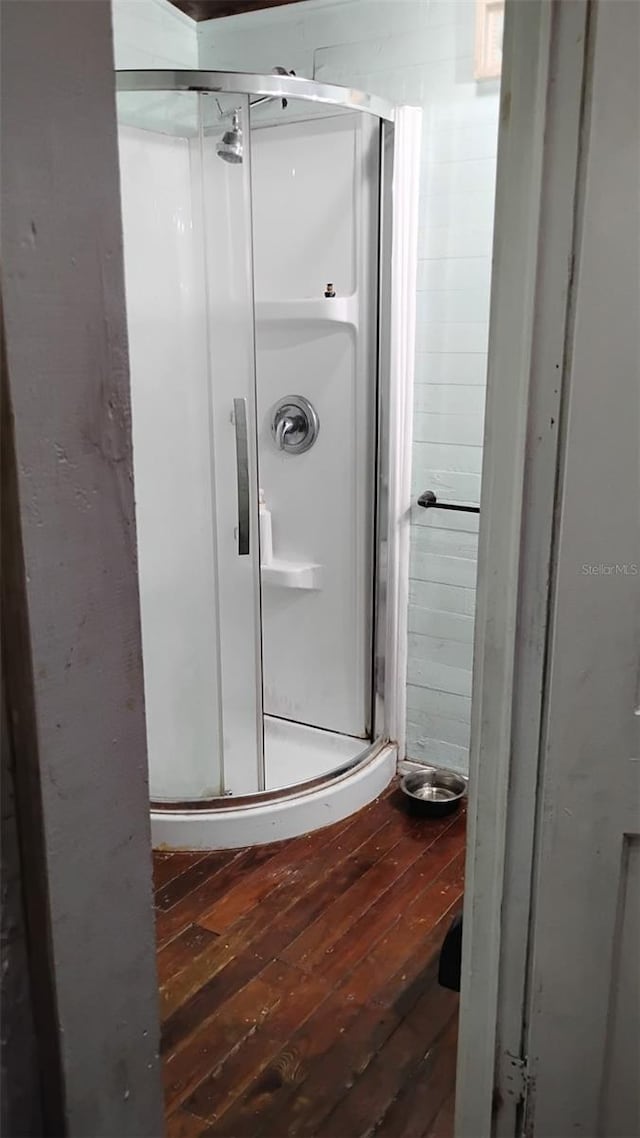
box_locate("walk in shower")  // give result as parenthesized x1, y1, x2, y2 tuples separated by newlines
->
(116, 70, 419, 848)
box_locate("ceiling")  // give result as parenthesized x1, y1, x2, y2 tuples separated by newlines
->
(169, 0, 310, 21)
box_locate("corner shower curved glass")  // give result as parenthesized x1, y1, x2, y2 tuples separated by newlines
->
(116, 73, 393, 808)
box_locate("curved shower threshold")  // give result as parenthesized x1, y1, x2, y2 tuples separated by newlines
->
(151, 742, 396, 851)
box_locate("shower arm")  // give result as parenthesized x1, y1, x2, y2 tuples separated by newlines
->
(215, 69, 295, 121)
(214, 95, 288, 122)
(251, 94, 287, 111)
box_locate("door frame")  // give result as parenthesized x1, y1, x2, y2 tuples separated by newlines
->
(456, 1, 592, 1134)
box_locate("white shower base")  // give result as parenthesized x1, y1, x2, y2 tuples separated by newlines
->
(151, 742, 396, 850)
(264, 716, 367, 791)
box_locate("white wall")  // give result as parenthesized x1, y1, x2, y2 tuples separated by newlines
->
(112, 0, 197, 68)
(198, 0, 499, 773)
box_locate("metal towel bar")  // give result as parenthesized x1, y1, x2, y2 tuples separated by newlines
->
(417, 489, 480, 515)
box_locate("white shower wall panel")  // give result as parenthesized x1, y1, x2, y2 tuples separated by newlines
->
(252, 112, 378, 738)
(118, 126, 222, 800)
(256, 324, 362, 732)
(251, 115, 356, 298)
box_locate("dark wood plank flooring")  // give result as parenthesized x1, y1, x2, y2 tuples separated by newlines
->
(154, 784, 465, 1138)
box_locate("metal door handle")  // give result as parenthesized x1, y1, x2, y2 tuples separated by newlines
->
(417, 489, 480, 515)
(233, 398, 250, 555)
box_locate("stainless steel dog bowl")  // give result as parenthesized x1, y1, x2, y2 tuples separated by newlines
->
(400, 768, 467, 817)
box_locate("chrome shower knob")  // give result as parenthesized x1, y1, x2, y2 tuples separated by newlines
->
(271, 396, 319, 454)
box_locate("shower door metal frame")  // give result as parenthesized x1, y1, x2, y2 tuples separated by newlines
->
(117, 70, 405, 803)
(115, 70, 395, 124)
(373, 116, 395, 748)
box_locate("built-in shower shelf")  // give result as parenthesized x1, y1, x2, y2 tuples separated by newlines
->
(261, 560, 324, 590)
(256, 297, 357, 328)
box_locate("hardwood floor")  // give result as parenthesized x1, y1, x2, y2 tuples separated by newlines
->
(153, 783, 466, 1138)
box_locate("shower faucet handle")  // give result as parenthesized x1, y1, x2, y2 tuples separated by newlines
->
(271, 396, 320, 455)
(275, 414, 301, 450)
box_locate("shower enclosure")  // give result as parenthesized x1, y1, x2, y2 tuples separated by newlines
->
(115, 71, 419, 848)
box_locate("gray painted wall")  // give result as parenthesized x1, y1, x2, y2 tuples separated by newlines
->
(1, 2, 163, 1133)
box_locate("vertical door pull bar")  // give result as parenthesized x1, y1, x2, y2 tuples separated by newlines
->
(233, 397, 250, 555)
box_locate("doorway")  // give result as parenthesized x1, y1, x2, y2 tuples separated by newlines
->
(115, 71, 414, 847)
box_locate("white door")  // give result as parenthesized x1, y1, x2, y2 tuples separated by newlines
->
(457, 2, 639, 1135)
(522, 1, 640, 1132)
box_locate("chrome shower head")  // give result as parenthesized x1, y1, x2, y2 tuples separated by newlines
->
(216, 110, 243, 164)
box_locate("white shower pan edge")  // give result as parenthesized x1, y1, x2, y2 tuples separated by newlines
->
(151, 743, 397, 850)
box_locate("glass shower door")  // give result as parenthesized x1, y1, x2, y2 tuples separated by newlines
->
(116, 89, 264, 801)
(198, 94, 265, 796)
